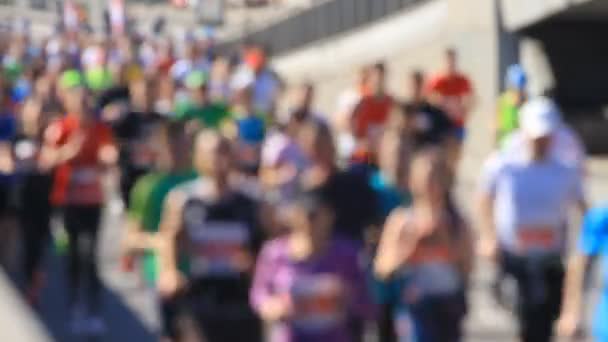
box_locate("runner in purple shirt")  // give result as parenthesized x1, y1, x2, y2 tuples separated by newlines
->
(250, 190, 376, 342)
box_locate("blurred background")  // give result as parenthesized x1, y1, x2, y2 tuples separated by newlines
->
(0, 0, 606, 341)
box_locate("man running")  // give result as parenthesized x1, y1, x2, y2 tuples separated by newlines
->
(158, 130, 263, 341)
(174, 71, 231, 131)
(401, 70, 455, 150)
(477, 97, 587, 342)
(123, 121, 196, 341)
(352, 62, 394, 160)
(427, 48, 474, 141)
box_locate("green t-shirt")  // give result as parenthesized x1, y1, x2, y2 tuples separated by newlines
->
(128, 173, 164, 224)
(175, 101, 231, 129)
(138, 170, 198, 285)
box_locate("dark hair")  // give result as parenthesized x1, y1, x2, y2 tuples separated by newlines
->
(165, 121, 187, 142)
(411, 69, 424, 83)
(446, 47, 457, 58)
(301, 81, 314, 93)
(411, 147, 452, 192)
(302, 119, 335, 154)
(293, 189, 332, 214)
(373, 62, 386, 74)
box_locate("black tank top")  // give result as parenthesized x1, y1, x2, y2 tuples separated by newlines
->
(181, 190, 262, 315)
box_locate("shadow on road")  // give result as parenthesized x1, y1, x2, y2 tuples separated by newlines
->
(33, 250, 156, 342)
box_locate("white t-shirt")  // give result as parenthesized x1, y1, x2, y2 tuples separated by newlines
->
(480, 152, 584, 256)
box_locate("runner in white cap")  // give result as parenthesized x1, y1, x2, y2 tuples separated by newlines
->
(500, 97, 585, 171)
(477, 97, 587, 342)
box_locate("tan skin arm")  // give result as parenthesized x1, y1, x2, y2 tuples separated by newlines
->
(123, 217, 160, 253)
(374, 209, 419, 280)
(557, 253, 589, 337)
(39, 130, 85, 168)
(477, 190, 498, 260)
(556, 195, 589, 336)
(157, 189, 187, 298)
(460, 93, 476, 121)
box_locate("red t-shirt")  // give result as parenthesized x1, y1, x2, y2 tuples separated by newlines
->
(353, 94, 394, 139)
(49, 115, 114, 206)
(427, 73, 472, 126)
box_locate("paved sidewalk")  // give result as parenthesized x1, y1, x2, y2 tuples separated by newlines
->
(0, 271, 50, 341)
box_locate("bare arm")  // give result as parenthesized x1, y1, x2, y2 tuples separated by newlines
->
(557, 253, 589, 337)
(374, 209, 416, 280)
(477, 190, 497, 259)
(123, 217, 159, 253)
(157, 190, 187, 297)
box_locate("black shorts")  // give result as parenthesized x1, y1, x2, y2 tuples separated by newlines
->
(500, 252, 564, 342)
(178, 289, 262, 342)
(408, 291, 467, 342)
(0, 183, 17, 216)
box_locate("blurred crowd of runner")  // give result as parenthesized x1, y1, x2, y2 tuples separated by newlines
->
(0, 17, 604, 342)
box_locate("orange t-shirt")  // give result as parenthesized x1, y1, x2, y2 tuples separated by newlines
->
(427, 73, 472, 126)
(49, 115, 114, 206)
(353, 94, 394, 139)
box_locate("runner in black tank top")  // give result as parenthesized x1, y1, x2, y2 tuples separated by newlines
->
(158, 130, 263, 342)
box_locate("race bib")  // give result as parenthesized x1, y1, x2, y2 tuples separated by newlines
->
(291, 274, 345, 333)
(409, 245, 451, 265)
(517, 225, 559, 255)
(68, 167, 102, 203)
(189, 221, 251, 277)
(403, 245, 460, 300)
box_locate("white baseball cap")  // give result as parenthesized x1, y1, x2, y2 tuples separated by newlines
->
(519, 97, 561, 139)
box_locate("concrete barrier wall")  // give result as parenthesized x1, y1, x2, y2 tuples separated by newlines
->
(500, 0, 593, 30)
(273, 0, 500, 192)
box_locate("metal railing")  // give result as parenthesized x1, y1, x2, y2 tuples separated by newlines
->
(219, 0, 429, 55)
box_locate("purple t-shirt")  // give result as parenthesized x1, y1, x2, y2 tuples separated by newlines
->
(250, 237, 376, 342)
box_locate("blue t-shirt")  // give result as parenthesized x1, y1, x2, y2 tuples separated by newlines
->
(237, 115, 265, 145)
(579, 207, 608, 341)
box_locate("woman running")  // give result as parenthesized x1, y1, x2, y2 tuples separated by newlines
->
(374, 148, 473, 342)
(42, 71, 117, 335)
(250, 190, 376, 342)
